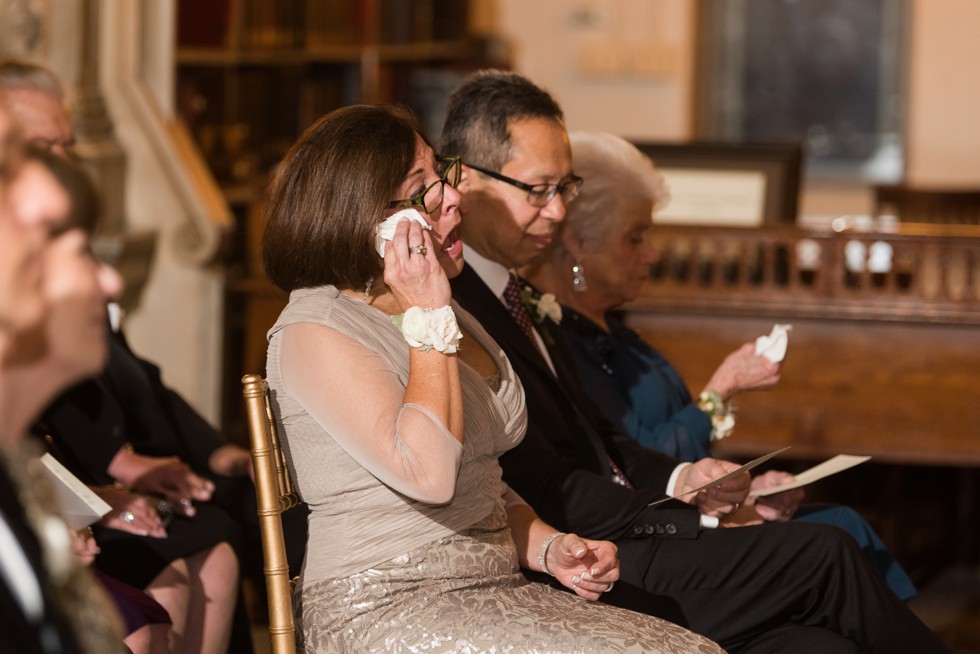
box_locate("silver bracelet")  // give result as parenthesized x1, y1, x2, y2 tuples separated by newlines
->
(537, 532, 565, 576)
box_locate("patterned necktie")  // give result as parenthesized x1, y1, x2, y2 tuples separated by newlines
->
(503, 273, 544, 356)
(607, 457, 635, 489)
(502, 274, 634, 489)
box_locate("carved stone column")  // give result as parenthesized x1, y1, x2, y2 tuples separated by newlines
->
(72, 0, 156, 312)
(72, 0, 124, 233)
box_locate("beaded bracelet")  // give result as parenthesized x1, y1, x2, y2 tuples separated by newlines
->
(698, 390, 735, 441)
(392, 305, 462, 354)
(538, 532, 566, 576)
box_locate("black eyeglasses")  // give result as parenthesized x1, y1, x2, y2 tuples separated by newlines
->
(466, 163, 584, 207)
(387, 155, 462, 214)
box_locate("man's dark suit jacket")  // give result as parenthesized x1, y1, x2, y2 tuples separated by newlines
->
(0, 465, 83, 654)
(453, 264, 953, 653)
(452, 265, 701, 542)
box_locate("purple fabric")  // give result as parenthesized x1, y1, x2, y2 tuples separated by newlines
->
(94, 570, 171, 635)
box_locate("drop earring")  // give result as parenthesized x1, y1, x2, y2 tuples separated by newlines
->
(571, 261, 588, 292)
(363, 278, 373, 302)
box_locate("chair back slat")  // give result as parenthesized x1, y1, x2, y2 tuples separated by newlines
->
(263, 393, 299, 509)
(242, 373, 298, 654)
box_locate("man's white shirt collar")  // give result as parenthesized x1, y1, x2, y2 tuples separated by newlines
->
(461, 245, 511, 299)
(460, 244, 557, 373)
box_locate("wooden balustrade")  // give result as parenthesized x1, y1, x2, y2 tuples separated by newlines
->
(632, 223, 980, 324)
(621, 223, 980, 466)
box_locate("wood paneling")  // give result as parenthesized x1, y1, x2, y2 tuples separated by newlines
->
(623, 222, 980, 466)
(627, 312, 980, 466)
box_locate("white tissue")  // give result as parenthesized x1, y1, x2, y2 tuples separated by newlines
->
(755, 324, 792, 363)
(376, 208, 431, 258)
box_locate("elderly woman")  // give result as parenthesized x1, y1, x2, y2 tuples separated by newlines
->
(524, 131, 916, 601)
(260, 105, 721, 652)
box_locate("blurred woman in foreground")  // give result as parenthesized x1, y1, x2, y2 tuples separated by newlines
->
(0, 128, 126, 651)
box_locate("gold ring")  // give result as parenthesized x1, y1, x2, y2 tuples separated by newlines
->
(409, 244, 427, 255)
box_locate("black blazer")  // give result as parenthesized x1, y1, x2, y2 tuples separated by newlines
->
(452, 266, 700, 542)
(0, 466, 84, 654)
(34, 330, 309, 581)
(37, 330, 225, 484)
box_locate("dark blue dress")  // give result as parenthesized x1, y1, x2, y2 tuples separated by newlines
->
(559, 307, 917, 601)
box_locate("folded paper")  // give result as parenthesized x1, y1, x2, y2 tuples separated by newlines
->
(749, 454, 871, 497)
(755, 323, 793, 363)
(648, 446, 791, 506)
(376, 208, 431, 258)
(41, 453, 112, 531)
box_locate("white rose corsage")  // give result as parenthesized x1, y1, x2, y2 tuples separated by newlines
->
(520, 286, 562, 324)
(393, 305, 463, 354)
(698, 390, 735, 441)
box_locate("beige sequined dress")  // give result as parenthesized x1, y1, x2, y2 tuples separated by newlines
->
(266, 285, 721, 654)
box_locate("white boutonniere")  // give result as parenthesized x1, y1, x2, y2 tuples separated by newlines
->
(520, 285, 562, 325)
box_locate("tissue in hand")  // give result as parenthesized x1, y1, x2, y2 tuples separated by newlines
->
(755, 324, 792, 363)
(376, 209, 431, 258)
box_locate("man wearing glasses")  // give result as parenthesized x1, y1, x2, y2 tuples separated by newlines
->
(443, 70, 947, 654)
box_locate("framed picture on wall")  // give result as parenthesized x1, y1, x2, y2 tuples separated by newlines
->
(632, 141, 803, 226)
(696, 0, 904, 182)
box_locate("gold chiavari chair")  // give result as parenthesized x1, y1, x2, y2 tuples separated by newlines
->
(242, 373, 300, 654)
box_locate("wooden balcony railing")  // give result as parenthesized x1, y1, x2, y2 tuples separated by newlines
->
(621, 223, 980, 466)
(630, 223, 980, 325)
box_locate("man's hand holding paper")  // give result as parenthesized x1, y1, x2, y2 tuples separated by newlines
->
(675, 458, 752, 518)
(654, 447, 793, 512)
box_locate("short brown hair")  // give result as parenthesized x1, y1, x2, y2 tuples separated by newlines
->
(440, 70, 564, 171)
(262, 104, 426, 292)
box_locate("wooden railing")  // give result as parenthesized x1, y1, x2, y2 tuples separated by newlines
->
(622, 223, 980, 466)
(631, 223, 980, 324)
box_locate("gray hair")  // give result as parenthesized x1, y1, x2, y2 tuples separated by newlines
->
(0, 59, 64, 100)
(561, 131, 669, 253)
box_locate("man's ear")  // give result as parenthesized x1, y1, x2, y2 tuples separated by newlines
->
(457, 166, 476, 211)
(458, 165, 474, 190)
